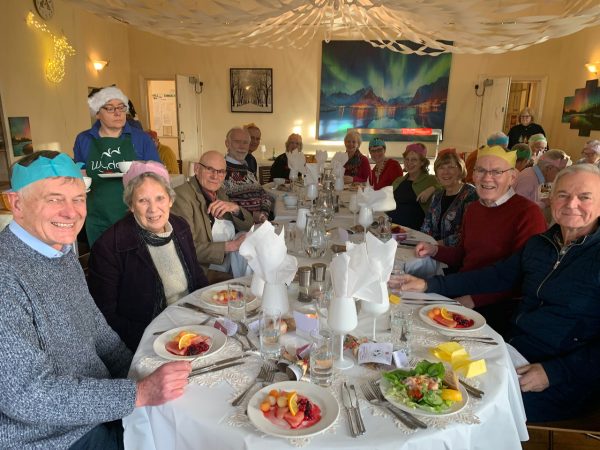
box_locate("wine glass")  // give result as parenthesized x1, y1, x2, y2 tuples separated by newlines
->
(289, 170, 298, 194)
(348, 194, 359, 226)
(328, 295, 357, 370)
(360, 298, 389, 342)
(306, 183, 318, 208)
(296, 208, 309, 252)
(358, 206, 373, 242)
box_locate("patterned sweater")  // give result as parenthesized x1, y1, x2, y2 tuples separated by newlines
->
(0, 228, 136, 449)
(223, 159, 273, 217)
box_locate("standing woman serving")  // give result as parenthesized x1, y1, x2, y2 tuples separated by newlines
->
(387, 143, 439, 230)
(421, 149, 478, 246)
(74, 86, 160, 246)
(368, 137, 403, 190)
(343, 130, 372, 183)
(507, 107, 546, 149)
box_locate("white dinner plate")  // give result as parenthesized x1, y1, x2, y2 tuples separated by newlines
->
(247, 381, 339, 439)
(196, 283, 258, 312)
(380, 376, 468, 417)
(419, 304, 486, 333)
(97, 173, 124, 178)
(153, 325, 226, 361)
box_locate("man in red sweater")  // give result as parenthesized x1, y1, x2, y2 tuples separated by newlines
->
(414, 145, 547, 333)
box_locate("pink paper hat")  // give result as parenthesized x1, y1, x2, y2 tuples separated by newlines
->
(122, 160, 170, 186)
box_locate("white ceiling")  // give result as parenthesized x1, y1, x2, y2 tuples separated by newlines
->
(67, 0, 600, 54)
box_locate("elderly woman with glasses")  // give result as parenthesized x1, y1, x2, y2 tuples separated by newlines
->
(88, 161, 208, 351)
(507, 107, 547, 149)
(387, 143, 439, 230)
(411, 146, 546, 333)
(421, 148, 478, 246)
(74, 86, 160, 246)
(577, 139, 600, 166)
(398, 164, 600, 422)
(528, 133, 548, 162)
(270, 133, 303, 180)
(343, 130, 372, 183)
(367, 137, 403, 190)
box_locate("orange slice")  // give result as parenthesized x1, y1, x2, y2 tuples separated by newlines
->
(178, 332, 198, 350)
(440, 307, 454, 321)
(287, 392, 299, 416)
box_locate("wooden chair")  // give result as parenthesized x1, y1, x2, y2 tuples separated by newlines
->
(258, 166, 272, 185)
(527, 409, 600, 450)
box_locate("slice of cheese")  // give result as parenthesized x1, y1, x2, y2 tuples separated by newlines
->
(450, 351, 470, 368)
(389, 294, 401, 305)
(454, 359, 487, 378)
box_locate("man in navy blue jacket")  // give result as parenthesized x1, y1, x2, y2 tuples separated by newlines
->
(398, 164, 600, 422)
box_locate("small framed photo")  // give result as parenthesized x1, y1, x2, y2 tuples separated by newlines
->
(230, 68, 273, 113)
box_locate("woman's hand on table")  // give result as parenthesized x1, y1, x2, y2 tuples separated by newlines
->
(135, 361, 192, 407)
(455, 295, 475, 308)
(517, 363, 550, 393)
(415, 242, 438, 258)
(392, 274, 427, 292)
(225, 233, 246, 252)
(207, 200, 240, 219)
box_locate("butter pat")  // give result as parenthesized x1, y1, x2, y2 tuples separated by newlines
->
(433, 342, 467, 362)
(455, 359, 487, 378)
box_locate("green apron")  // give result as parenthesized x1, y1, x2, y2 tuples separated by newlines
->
(85, 134, 136, 246)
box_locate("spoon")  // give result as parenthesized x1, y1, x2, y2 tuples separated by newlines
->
(236, 321, 257, 351)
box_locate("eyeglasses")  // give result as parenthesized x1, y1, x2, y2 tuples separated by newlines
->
(199, 162, 227, 176)
(101, 104, 128, 114)
(519, 115, 531, 119)
(583, 151, 597, 157)
(369, 147, 385, 152)
(473, 167, 513, 178)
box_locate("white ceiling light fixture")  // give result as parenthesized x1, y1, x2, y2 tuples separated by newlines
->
(68, 0, 600, 55)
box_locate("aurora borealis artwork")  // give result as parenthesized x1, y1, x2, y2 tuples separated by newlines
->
(561, 79, 600, 137)
(318, 41, 452, 141)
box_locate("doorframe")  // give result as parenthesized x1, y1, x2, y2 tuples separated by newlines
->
(504, 75, 548, 124)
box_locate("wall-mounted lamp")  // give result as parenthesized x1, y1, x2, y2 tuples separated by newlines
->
(92, 60, 109, 71)
(585, 62, 598, 75)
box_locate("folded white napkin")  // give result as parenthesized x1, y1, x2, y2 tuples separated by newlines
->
(351, 233, 397, 305)
(304, 163, 320, 185)
(315, 150, 327, 173)
(329, 242, 379, 300)
(238, 221, 298, 297)
(331, 152, 348, 178)
(357, 185, 396, 212)
(287, 151, 306, 179)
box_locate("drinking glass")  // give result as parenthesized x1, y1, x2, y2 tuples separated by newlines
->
(388, 259, 406, 294)
(259, 308, 282, 359)
(390, 306, 413, 358)
(306, 183, 318, 206)
(328, 295, 357, 370)
(227, 284, 246, 322)
(348, 194, 359, 226)
(358, 206, 374, 242)
(361, 298, 389, 342)
(310, 329, 334, 387)
(289, 171, 298, 194)
(296, 208, 309, 251)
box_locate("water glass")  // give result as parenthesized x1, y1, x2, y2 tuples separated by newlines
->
(309, 329, 334, 387)
(390, 306, 413, 357)
(388, 259, 406, 293)
(259, 308, 282, 359)
(227, 284, 246, 322)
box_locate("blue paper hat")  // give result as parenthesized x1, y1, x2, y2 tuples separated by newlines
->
(11, 153, 84, 191)
(369, 137, 386, 149)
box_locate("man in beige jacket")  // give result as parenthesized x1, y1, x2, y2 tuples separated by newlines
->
(172, 150, 254, 282)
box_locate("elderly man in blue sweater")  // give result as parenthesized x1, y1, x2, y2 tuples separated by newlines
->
(0, 151, 191, 449)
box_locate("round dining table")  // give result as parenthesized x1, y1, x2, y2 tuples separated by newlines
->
(123, 231, 529, 449)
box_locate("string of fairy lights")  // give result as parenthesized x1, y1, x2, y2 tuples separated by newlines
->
(26, 12, 76, 83)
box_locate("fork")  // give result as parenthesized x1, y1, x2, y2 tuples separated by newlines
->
(450, 337, 498, 345)
(359, 383, 418, 430)
(369, 380, 428, 429)
(231, 363, 275, 406)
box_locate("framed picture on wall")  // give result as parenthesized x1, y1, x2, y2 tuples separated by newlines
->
(230, 68, 273, 113)
(8, 117, 33, 157)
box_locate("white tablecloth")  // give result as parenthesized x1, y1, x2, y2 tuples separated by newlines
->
(0, 211, 12, 231)
(124, 286, 528, 450)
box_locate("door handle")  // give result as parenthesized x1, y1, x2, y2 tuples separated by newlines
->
(180, 131, 185, 143)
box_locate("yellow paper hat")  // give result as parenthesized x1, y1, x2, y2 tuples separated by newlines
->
(477, 145, 517, 168)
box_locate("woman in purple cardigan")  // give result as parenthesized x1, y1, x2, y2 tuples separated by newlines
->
(88, 161, 208, 351)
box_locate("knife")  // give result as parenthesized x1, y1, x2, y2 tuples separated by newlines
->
(189, 360, 245, 377)
(179, 302, 222, 317)
(341, 382, 358, 437)
(348, 384, 366, 435)
(192, 354, 249, 371)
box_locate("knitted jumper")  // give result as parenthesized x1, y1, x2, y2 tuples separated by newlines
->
(0, 228, 136, 449)
(223, 160, 273, 215)
(435, 194, 547, 307)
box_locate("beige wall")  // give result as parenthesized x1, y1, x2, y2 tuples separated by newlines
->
(1, 0, 599, 171)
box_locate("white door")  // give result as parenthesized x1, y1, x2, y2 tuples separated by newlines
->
(475, 76, 511, 147)
(176, 75, 201, 176)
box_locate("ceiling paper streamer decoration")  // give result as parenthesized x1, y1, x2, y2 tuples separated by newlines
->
(67, 0, 600, 55)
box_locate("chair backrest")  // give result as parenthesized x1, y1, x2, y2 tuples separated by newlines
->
(258, 166, 272, 185)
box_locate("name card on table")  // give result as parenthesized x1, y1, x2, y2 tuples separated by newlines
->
(358, 342, 393, 365)
(293, 311, 319, 338)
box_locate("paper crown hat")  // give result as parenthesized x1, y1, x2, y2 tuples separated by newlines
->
(477, 145, 517, 168)
(11, 153, 83, 191)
